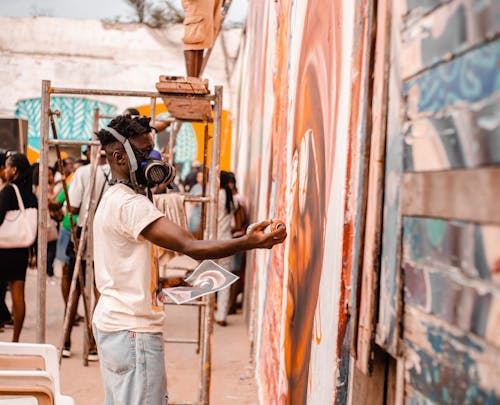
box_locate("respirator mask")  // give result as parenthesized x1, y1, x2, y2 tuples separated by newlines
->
(106, 127, 175, 193)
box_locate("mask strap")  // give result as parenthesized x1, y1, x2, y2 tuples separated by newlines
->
(106, 127, 138, 172)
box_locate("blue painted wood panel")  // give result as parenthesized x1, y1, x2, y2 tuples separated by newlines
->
(404, 0, 450, 18)
(403, 306, 500, 404)
(404, 263, 499, 344)
(402, 217, 500, 286)
(403, 97, 500, 171)
(388, 2, 500, 404)
(401, 0, 499, 79)
(404, 40, 500, 119)
(404, 340, 499, 404)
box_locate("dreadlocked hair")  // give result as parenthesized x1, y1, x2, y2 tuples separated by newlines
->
(96, 114, 153, 146)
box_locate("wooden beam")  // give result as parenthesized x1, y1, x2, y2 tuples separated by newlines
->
(159, 95, 213, 122)
(347, 0, 377, 361)
(401, 167, 500, 224)
(348, 346, 389, 404)
(375, 0, 404, 357)
(156, 76, 209, 95)
(356, 0, 392, 375)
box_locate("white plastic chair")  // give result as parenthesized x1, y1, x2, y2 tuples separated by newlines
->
(0, 343, 74, 405)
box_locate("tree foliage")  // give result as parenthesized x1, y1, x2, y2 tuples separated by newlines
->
(125, 0, 184, 27)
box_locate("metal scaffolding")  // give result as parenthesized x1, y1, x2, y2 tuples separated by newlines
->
(36, 80, 223, 405)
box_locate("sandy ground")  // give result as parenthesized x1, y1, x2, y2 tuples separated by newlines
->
(0, 267, 258, 405)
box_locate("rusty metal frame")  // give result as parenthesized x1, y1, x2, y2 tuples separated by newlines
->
(37, 80, 223, 405)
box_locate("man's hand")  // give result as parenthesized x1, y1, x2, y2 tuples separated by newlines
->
(142, 217, 287, 261)
(246, 220, 287, 249)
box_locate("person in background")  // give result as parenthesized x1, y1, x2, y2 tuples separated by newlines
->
(33, 164, 60, 279)
(181, 0, 222, 77)
(183, 160, 202, 192)
(53, 157, 75, 196)
(46, 166, 60, 278)
(0, 152, 37, 341)
(64, 150, 110, 360)
(51, 158, 87, 343)
(52, 157, 84, 318)
(52, 182, 81, 357)
(214, 170, 237, 326)
(188, 169, 204, 238)
(0, 150, 12, 331)
(227, 172, 248, 314)
(0, 150, 7, 190)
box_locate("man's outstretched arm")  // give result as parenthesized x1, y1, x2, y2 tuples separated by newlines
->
(141, 217, 287, 260)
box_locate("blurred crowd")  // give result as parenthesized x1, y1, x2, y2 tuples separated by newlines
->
(0, 146, 248, 344)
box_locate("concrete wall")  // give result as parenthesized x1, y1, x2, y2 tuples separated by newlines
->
(0, 16, 241, 116)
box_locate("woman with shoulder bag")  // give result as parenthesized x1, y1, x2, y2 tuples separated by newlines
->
(0, 150, 12, 331)
(0, 152, 37, 341)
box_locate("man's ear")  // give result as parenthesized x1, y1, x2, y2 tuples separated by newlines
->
(112, 150, 127, 166)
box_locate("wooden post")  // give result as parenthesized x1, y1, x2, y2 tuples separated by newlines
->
(356, 0, 392, 374)
(82, 108, 101, 365)
(199, 86, 222, 405)
(150, 97, 157, 127)
(36, 80, 51, 343)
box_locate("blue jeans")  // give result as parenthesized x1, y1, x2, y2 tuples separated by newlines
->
(93, 324, 167, 405)
(56, 227, 71, 264)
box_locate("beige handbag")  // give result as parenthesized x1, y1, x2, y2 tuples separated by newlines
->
(47, 215, 59, 242)
(0, 184, 38, 248)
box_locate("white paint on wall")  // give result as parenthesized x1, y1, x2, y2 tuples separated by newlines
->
(305, 1, 355, 403)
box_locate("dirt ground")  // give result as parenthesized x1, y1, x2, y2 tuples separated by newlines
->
(0, 267, 258, 404)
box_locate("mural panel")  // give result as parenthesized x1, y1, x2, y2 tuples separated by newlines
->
(237, 0, 355, 403)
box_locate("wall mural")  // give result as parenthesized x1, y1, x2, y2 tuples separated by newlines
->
(235, 0, 355, 403)
(235, 1, 500, 403)
(15, 96, 116, 162)
(283, 1, 342, 403)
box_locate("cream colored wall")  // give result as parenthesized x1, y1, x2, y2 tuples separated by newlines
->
(0, 16, 241, 116)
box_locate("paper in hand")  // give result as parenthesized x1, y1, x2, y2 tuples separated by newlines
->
(158, 260, 239, 305)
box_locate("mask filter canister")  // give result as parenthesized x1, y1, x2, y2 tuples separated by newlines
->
(141, 150, 176, 186)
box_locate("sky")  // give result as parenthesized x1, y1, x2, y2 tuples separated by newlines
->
(0, 0, 133, 20)
(0, 0, 247, 27)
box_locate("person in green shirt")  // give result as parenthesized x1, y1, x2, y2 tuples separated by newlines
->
(55, 188, 78, 235)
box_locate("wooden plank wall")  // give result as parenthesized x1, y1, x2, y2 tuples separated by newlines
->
(382, 0, 500, 402)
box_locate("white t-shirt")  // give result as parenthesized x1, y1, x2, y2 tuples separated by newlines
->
(92, 184, 165, 333)
(68, 164, 110, 227)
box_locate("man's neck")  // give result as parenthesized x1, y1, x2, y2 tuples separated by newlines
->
(109, 177, 134, 188)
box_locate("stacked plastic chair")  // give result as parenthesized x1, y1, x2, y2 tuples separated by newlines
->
(0, 342, 74, 405)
